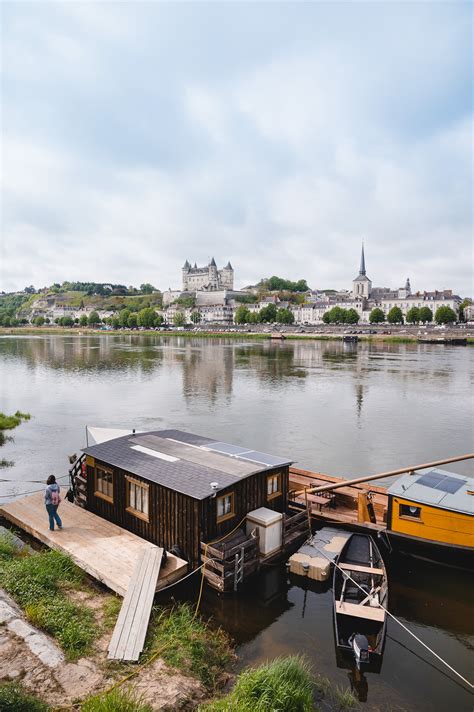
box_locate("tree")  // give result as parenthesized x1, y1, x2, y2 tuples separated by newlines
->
(34, 316, 45, 326)
(459, 298, 472, 322)
(119, 309, 131, 328)
(276, 308, 295, 324)
(259, 303, 277, 323)
(418, 306, 433, 323)
(3, 315, 11, 326)
(248, 312, 259, 324)
(140, 283, 156, 294)
(369, 308, 385, 324)
(137, 307, 157, 328)
(154, 314, 164, 327)
(88, 311, 101, 326)
(387, 306, 404, 324)
(127, 313, 138, 328)
(235, 305, 251, 324)
(173, 312, 186, 327)
(111, 316, 120, 330)
(322, 311, 331, 324)
(406, 306, 420, 324)
(435, 305, 457, 325)
(345, 308, 359, 325)
(60, 316, 74, 327)
(79, 314, 88, 327)
(190, 311, 201, 324)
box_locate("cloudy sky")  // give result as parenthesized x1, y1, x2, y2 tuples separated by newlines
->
(1, 2, 472, 294)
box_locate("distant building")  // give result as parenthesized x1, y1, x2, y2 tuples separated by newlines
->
(182, 258, 234, 291)
(352, 244, 372, 299)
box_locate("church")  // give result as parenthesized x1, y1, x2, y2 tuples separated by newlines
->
(182, 258, 234, 291)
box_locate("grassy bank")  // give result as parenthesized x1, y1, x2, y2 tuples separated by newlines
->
(0, 531, 97, 660)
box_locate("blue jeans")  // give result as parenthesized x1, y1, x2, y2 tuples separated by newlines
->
(46, 504, 62, 531)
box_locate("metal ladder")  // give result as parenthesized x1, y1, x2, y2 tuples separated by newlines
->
(233, 545, 245, 591)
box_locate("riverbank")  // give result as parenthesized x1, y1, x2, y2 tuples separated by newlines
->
(1, 326, 472, 343)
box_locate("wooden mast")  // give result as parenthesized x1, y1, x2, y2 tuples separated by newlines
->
(293, 453, 474, 497)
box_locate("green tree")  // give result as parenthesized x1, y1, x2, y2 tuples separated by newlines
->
(111, 316, 120, 329)
(34, 316, 45, 326)
(190, 311, 201, 324)
(419, 306, 433, 323)
(345, 308, 359, 324)
(127, 313, 138, 328)
(88, 311, 101, 326)
(119, 309, 131, 328)
(435, 305, 457, 324)
(235, 305, 251, 324)
(369, 308, 385, 324)
(154, 314, 164, 327)
(137, 307, 157, 328)
(62, 316, 74, 327)
(140, 283, 156, 294)
(79, 314, 88, 327)
(322, 311, 331, 324)
(248, 312, 259, 324)
(259, 303, 277, 323)
(387, 306, 404, 324)
(459, 298, 472, 322)
(276, 308, 295, 324)
(173, 312, 186, 327)
(406, 306, 420, 324)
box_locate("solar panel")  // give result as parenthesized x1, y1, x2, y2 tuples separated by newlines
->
(418, 473, 465, 495)
(206, 442, 251, 456)
(238, 450, 289, 467)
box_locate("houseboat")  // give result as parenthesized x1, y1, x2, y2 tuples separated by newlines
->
(73, 428, 308, 590)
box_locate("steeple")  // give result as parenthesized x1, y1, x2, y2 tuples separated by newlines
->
(359, 243, 366, 276)
(182, 259, 190, 270)
(225, 261, 233, 270)
(210, 257, 216, 267)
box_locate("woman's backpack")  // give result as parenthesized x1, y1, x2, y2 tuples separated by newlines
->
(51, 489, 61, 506)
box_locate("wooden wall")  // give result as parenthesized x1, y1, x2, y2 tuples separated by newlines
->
(85, 459, 289, 567)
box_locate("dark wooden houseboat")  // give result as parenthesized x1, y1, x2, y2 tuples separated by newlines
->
(74, 429, 308, 590)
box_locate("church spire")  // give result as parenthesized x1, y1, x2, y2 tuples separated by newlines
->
(359, 243, 366, 276)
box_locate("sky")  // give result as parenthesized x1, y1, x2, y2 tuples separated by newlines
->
(1, 2, 472, 295)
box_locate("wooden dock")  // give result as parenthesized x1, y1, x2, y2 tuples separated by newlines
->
(0, 492, 187, 596)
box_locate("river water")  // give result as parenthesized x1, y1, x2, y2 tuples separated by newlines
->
(0, 334, 473, 710)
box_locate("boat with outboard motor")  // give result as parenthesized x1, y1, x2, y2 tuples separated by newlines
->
(333, 533, 388, 670)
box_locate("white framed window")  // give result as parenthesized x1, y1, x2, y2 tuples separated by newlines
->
(126, 477, 149, 522)
(217, 492, 234, 523)
(267, 473, 282, 500)
(95, 466, 113, 502)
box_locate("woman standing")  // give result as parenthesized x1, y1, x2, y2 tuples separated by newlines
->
(44, 475, 62, 531)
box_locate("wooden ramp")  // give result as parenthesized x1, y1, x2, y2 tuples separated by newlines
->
(108, 546, 163, 661)
(0, 492, 187, 596)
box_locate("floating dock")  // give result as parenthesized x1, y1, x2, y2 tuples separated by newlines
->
(288, 527, 351, 581)
(0, 492, 187, 597)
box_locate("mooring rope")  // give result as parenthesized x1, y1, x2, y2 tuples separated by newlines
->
(306, 537, 474, 691)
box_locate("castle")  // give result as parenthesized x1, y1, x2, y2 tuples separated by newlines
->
(182, 258, 234, 291)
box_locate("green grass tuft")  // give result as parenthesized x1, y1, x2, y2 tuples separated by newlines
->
(200, 655, 314, 712)
(0, 411, 31, 431)
(330, 684, 358, 710)
(147, 603, 232, 690)
(102, 595, 123, 630)
(0, 530, 19, 559)
(0, 549, 96, 660)
(81, 687, 153, 712)
(0, 682, 50, 712)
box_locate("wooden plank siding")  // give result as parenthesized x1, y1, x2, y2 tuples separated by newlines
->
(86, 459, 289, 567)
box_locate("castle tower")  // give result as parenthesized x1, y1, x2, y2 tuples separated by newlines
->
(221, 261, 234, 290)
(182, 260, 191, 290)
(208, 257, 218, 289)
(352, 243, 372, 299)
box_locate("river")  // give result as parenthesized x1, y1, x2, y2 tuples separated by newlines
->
(0, 334, 473, 710)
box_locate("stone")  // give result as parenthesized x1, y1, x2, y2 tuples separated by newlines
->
(0, 601, 16, 624)
(7, 618, 37, 639)
(26, 634, 64, 668)
(7, 669, 22, 680)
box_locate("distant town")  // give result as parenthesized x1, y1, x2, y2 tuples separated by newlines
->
(1, 245, 472, 328)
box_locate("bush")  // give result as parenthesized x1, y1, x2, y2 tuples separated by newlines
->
(200, 655, 313, 712)
(147, 604, 232, 690)
(81, 687, 152, 712)
(0, 530, 18, 559)
(0, 682, 50, 712)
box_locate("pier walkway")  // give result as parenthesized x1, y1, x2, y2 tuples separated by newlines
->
(0, 492, 187, 596)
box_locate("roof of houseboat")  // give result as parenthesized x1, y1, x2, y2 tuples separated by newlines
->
(82, 429, 292, 500)
(388, 468, 474, 515)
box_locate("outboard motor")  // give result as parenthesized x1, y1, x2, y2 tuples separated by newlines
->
(349, 633, 370, 670)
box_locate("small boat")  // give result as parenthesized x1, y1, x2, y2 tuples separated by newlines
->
(333, 534, 388, 669)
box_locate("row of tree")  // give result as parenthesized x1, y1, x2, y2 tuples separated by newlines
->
(234, 304, 295, 325)
(368, 305, 457, 325)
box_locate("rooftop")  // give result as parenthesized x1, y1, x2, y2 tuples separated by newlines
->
(388, 468, 474, 516)
(83, 429, 292, 500)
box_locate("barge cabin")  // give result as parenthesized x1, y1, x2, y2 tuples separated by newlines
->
(80, 429, 300, 573)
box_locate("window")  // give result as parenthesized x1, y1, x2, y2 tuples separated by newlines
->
(95, 466, 113, 502)
(126, 477, 149, 521)
(267, 473, 282, 500)
(399, 504, 421, 519)
(217, 492, 234, 523)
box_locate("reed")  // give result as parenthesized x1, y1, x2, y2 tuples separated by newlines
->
(81, 687, 152, 712)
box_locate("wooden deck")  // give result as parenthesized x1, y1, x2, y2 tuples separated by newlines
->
(0, 492, 187, 596)
(108, 546, 163, 661)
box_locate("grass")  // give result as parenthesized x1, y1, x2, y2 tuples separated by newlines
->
(102, 595, 123, 630)
(0, 540, 97, 660)
(331, 685, 358, 710)
(199, 655, 314, 712)
(0, 411, 30, 430)
(81, 687, 153, 712)
(0, 682, 50, 712)
(146, 603, 233, 690)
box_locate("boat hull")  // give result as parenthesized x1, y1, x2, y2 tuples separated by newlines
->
(385, 530, 474, 571)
